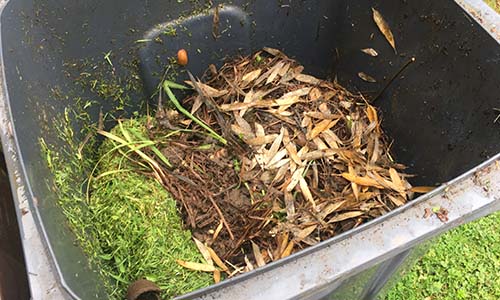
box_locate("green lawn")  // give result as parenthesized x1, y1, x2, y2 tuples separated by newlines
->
(386, 212, 500, 300)
(485, 0, 500, 12)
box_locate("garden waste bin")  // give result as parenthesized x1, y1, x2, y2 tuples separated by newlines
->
(0, 0, 499, 299)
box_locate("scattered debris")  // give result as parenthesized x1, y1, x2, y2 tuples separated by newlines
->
(423, 208, 432, 219)
(361, 48, 379, 57)
(358, 71, 377, 82)
(177, 49, 189, 66)
(436, 207, 449, 223)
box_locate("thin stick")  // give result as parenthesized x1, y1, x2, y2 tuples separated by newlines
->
(371, 57, 416, 103)
(208, 195, 235, 240)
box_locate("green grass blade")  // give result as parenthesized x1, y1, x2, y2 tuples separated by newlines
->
(163, 82, 227, 145)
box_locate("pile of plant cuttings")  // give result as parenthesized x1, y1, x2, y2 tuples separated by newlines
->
(100, 48, 430, 282)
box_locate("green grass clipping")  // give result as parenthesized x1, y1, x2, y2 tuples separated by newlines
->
(43, 117, 212, 299)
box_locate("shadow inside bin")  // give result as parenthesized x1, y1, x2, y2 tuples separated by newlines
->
(0, 151, 30, 300)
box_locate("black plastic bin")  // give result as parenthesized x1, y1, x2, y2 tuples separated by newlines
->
(0, 0, 499, 299)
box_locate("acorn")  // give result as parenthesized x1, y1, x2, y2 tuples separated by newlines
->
(177, 49, 188, 66)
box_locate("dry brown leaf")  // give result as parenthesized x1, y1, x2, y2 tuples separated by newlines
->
(358, 72, 377, 83)
(286, 167, 305, 192)
(327, 211, 364, 223)
(294, 225, 317, 242)
(341, 173, 385, 189)
(266, 61, 285, 84)
(309, 87, 322, 101)
(242, 69, 262, 84)
(372, 7, 396, 52)
(263, 47, 282, 56)
(410, 186, 435, 193)
(299, 177, 316, 208)
(389, 168, 406, 198)
(193, 238, 213, 266)
(370, 171, 405, 193)
(284, 192, 296, 217)
(244, 255, 254, 271)
(349, 165, 360, 201)
(267, 150, 289, 169)
(245, 135, 278, 146)
(361, 48, 379, 57)
(191, 96, 203, 114)
(186, 81, 228, 97)
(176, 260, 217, 272)
(318, 201, 346, 220)
(295, 73, 321, 85)
(207, 247, 229, 271)
(283, 128, 302, 165)
(251, 241, 266, 267)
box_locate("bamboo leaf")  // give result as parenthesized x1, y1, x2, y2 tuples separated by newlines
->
(372, 8, 396, 52)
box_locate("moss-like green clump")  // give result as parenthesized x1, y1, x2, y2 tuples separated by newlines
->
(43, 117, 212, 299)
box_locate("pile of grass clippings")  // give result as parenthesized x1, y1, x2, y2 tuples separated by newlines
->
(88, 117, 213, 298)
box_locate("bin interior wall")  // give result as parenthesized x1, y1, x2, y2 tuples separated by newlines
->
(1, 0, 499, 298)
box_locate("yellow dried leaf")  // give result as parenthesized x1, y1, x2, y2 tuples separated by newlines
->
(193, 238, 213, 266)
(366, 105, 378, 125)
(266, 61, 285, 84)
(410, 186, 435, 193)
(267, 150, 289, 169)
(207, 247, 229, 271)
(361, 48, 379, 57)
(265, 128, 284, 165)
(341, 173, 384, 188)
(308, 119, 338, 140)
(283, 128, 302, 165)
(358, 72, 377, 83)
(176, 260, 216, 272)
(242, 69, 262, 83)
(388, 194, 405, 207)
(281, 241, 294, 258)
(328, 211, 364, 223)
(295, 73, 321, 85)
(389, 168, 406, 198)
(214, 270, 221, 283)
(372, 7, 396, 52)
(299, 177, 316, 208)
(213, 220, 224, 241)
(221, 102, 253, 111)
(275, 95, 300, 107)
(313, 137, 329, 150)
(286, 167, 305, 192)
(251, 241, 266, 267)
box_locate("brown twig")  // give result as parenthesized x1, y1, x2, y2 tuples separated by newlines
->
(208, 195, 235, 240)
